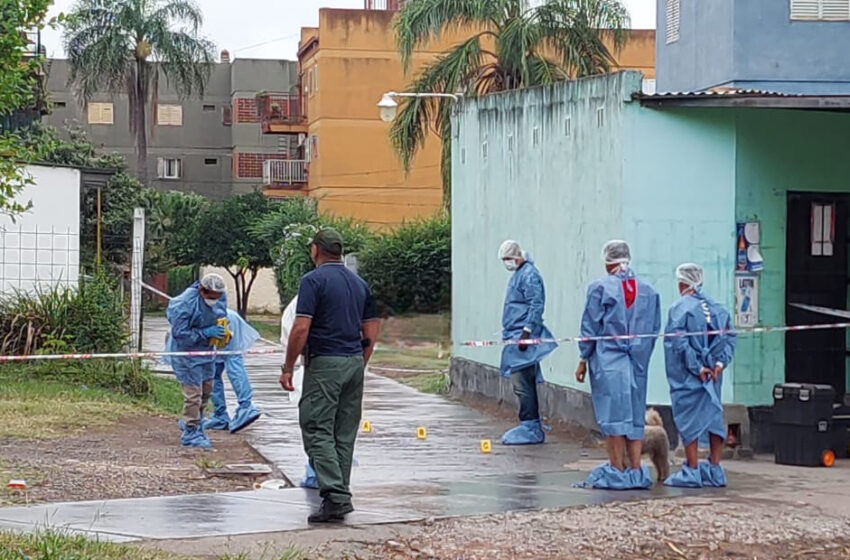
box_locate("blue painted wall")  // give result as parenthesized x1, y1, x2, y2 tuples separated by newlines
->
(655, 0, 735, 93)
(451, 71, 738, 406)
(657, 0, 850, 94)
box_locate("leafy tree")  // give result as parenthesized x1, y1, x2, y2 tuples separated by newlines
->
(194, 191, 274, 318)
(0, 0, 53, 216)
(15, 123, 154, 266)
(62, 0, 215, 184)
(392, 0, 630, 207)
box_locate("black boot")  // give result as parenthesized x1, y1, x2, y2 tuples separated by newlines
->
(307, 499, 354, 523)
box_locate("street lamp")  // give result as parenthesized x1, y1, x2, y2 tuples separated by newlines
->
(377, 91, 463, 122)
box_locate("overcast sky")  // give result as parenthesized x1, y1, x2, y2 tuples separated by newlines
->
(41, 0, 656, 61)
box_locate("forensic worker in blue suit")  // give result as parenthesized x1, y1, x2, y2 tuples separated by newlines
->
(498, 240, 557, 445)
(574, 240, 661, 489)
(663, 263, 736, 488)
(166, 273, 228, 449)
(203, 308, 263, 434)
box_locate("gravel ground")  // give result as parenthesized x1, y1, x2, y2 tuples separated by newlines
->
(311, 497, 850, 560)
(0, 415, 273, 505)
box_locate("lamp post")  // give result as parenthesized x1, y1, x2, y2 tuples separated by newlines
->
(377, 91, 463, 122)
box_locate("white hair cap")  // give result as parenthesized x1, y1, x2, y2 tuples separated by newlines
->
(602, 240, 631, 266)
(498, 239, 524, 260)
(676, 263, 704, 290)
(200, 273, 226, 293)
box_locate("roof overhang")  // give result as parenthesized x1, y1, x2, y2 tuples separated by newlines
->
(635, 92, 850, 112)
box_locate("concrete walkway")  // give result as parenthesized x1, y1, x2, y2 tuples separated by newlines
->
(1, 317, 836, 544)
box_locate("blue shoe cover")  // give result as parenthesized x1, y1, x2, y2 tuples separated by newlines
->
(664, 464, 703, 488)
(229, 406, 261, 433)
(626, 466, 653, 489)
(501, 419, 545, 445)
(300, 462, 318, 489)
(203, 414, 231, 431)
(698, 461, 727, 487)
(181, 427, 212, 449)
(574, 463, 652, 489)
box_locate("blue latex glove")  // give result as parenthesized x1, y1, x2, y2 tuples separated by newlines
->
(202, 325, 226, 339)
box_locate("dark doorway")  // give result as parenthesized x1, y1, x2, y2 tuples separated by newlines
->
(785, 193, 848, 400)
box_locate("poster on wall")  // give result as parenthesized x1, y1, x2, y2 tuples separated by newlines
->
(735, 274, 758, 328)
(736, 222, 764, 272)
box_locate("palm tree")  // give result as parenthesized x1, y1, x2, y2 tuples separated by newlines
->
(63, 0, 215, 184)
(391, 0, 630, 208)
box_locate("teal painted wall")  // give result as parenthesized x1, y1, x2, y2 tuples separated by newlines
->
(623, 108, 737, 403)
(452, 72, 638, 392)
(734, 109, 850, 405)
(452, 71, 739, 406)
(451, 72, 850, 407)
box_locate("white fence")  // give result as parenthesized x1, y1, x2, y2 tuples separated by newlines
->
(263, 159, 307, 186)
(0, 226, 80, 294)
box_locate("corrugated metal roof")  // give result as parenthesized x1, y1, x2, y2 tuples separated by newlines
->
(638, 88, 801, 99)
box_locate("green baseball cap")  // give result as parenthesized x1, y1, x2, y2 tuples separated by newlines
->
(310, 227, 344, 254)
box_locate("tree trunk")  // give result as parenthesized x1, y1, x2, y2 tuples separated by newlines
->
(240, 267, 259, 319)
(134, 59, 149, 185)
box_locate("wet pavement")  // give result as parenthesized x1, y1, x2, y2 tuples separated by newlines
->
(0, 317, 792, 543)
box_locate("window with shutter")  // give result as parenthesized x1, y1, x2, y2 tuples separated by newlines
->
(791, 0, 850, 20)
(666, 0, 680, 43)
(157, 104, 183, 126)
(821, 0, 850, 19)
(87, 102, 114, 125)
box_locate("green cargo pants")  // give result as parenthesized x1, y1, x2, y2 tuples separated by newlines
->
(299, 355, 364, 506)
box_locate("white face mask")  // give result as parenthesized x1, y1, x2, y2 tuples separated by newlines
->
(203, 298, 219, 307)
(503, 259, 519, 272)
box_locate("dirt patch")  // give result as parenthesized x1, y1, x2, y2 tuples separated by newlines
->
(0, 415, 273, 505)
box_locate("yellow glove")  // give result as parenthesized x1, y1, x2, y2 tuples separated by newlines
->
(209, 317, 233, 349)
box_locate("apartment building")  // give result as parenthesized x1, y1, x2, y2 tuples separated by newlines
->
(44, 54, 301, 199)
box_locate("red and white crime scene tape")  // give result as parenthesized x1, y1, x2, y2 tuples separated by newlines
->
(461, 302, 850, 347)
(2, 292, 849, 361)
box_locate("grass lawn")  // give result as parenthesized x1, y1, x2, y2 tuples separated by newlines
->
(0, 531, 303, 560)
(0, 367, 182, 440)
(249, 315, 281, 343)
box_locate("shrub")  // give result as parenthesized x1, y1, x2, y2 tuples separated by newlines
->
(166, 265, 198, 296)
(270, 212, 376, 306)
(0, 271, 150, 396)
(359, 215, 450, 314)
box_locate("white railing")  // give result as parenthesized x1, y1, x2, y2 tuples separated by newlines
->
(263, 159, 307, 186)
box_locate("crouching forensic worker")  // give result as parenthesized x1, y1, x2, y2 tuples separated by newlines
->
(166, 273, 228, 449)
(279, 228, 381, 523)
(498, 240, 557, 445)
(575, 240, 661, 489)
(663, 263, 736, 488)
(203, 308, 262, 434)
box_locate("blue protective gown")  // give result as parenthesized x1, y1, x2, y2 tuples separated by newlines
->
(165, 282, 228, 386)
(209, 309, 260, 421)
(663, 292, 735, 446)
(499, 256, 557, 380)
(578, 270, 661, 441)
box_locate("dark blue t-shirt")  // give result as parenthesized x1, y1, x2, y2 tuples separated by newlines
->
(296, 262, 378, 357)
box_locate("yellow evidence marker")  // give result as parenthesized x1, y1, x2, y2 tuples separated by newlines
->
(480, 439, 492, 453)
(361, 420, 372, 433)
(416, 427, 427, 439)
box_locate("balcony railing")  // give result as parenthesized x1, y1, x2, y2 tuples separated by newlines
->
(256, 93, 302, 123)
(364, 0, 404, 10)
(263, 159, 308, 187)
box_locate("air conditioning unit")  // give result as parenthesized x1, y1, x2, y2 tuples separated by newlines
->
(298, 133, 307, 146)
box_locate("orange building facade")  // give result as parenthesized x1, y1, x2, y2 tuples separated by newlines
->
(261, 6, 655, 228)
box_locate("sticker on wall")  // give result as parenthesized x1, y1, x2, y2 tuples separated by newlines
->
(735, 274, 758, 328)
(736, 222, 764, 272)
